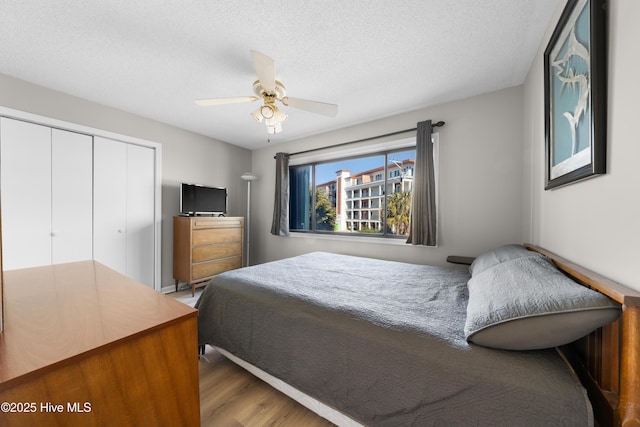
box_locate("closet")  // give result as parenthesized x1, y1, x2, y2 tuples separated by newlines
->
(0, 112, 161, 290)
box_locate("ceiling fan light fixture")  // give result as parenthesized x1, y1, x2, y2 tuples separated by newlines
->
(274, 108, 288, 123)
(255, 103, 286, 134)
(260, 104, 275, 119)
(251, 109, 263, 123)
(266, 122, 283, 134)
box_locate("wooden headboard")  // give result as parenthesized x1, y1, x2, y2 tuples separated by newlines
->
(524, 244, 640, 427)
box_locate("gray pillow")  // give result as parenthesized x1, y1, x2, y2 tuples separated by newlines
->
(469, 244, 541, 276)
(464, 255, 621, 350)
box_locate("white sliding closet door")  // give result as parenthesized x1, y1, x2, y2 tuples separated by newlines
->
(51, 129, 93, 264)
(93, 137, 156, 288)
(93, 137, 127, 275)
(126, 144, 155, 288)
(0, 118, 52, 270)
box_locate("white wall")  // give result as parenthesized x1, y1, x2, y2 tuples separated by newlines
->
(0, 73, 252, 290)
(523, 1, 640, 291)
(251, 86, 525, 266)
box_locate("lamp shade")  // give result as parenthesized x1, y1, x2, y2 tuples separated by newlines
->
(251, 109, 263, 123)
(241, 172, 258, 181)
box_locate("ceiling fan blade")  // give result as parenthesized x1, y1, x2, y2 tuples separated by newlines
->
(251, 50, 276, 93)
(195, 96, 258, 107)
(282, 97, 339, 117)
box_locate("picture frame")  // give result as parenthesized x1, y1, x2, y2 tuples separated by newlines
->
(544, 0, 607, 190)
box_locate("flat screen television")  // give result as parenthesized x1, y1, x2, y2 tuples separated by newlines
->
(180, 183, 227, 216)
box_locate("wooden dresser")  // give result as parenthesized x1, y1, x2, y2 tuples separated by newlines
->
(0, 261, 200, 427)
(173, 216, 244, 296)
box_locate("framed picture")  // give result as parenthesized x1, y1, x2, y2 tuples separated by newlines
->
(544, 0, 607, 190)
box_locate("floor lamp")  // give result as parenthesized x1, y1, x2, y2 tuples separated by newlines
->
(241, 172, 258, 266)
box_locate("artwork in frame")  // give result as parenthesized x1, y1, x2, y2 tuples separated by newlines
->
(544, 0, 607, 190)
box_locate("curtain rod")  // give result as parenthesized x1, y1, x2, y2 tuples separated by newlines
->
(275, 121, 445, 159)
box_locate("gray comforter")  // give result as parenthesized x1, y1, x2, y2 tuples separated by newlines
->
(196, 252, 592, 426)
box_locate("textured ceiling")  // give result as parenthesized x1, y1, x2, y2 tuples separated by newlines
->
(0, 0, 561, 150)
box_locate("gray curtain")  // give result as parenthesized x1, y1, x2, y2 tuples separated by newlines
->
(271, 152, 290, 236)
(407, 120, 436, 246)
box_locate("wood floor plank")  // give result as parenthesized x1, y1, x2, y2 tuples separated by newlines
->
(199, 346, 335, 427)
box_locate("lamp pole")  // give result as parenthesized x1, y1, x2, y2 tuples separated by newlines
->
(240, 172, 258, 266)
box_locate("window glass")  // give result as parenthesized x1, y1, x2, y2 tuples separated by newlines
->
(316, 154, 384, 233)
(386, 150, 415, 236)
(289, 165, 312, 231)
(289, 146, 417, 238)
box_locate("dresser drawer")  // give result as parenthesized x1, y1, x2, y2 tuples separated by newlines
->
(193, 228, 241, 246)
(192, 243, 242, 263)
(192, 256, 242, 280)
(192, 217, 243, 229)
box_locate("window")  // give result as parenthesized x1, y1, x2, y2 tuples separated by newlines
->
(289, 147, 416, 238)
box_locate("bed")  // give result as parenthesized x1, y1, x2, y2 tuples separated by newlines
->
(195, 244, 640, 426)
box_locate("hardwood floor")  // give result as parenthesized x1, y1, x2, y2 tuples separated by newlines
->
(199, 346, 335, 427)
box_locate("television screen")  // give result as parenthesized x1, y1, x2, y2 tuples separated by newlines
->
(180, 183, 227, 215)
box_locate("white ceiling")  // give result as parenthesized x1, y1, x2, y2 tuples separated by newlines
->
(0, 0, 561, 150)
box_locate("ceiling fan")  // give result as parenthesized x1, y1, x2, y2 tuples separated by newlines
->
(196, 50, 338, 134)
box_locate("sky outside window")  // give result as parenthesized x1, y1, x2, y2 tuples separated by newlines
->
(315, 149, 415, 184)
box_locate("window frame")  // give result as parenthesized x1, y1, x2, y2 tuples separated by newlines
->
(288, 142, 418, 239)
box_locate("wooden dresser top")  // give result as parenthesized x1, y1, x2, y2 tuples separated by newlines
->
(0, 261, 197, 387)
